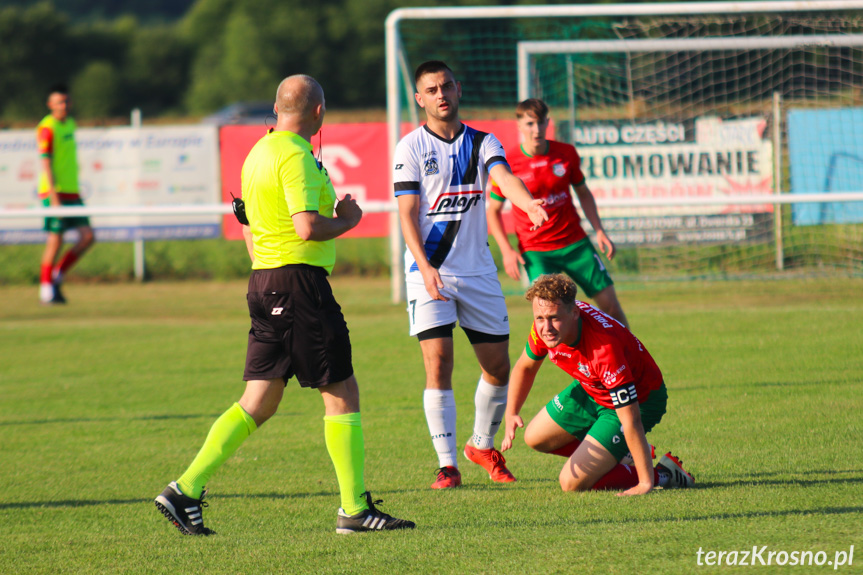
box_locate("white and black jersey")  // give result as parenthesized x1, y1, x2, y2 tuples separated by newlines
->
(393, 124, 508, 277)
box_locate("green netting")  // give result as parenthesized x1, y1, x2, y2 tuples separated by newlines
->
(399, 17, 616, 109)
(394, 11, 863, 278)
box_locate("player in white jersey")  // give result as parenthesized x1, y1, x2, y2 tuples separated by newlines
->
(394, 61, 548, 489)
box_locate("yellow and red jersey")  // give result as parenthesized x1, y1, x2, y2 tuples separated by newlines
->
(490, 140, 586, 253)
(526, 301, 663, 409)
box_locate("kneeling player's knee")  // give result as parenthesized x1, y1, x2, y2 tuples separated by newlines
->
(559, 472, 590, 492)
(523, 426, 545, 452)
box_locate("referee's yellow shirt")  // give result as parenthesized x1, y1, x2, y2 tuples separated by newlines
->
(241, 130, 337, 273)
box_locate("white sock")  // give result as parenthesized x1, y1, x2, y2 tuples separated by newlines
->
(470, 377, 508, 450)
(423, 389, 457, 468)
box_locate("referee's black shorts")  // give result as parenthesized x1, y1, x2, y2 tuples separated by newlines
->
(243, 264, 353, 388)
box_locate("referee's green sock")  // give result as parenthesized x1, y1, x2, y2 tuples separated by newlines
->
(176, 402, 257, 499)
(324, 412, 367, 516)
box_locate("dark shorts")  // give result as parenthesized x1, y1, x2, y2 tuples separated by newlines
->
(43, 196, 91, 234)
(243, 264, 353, 388)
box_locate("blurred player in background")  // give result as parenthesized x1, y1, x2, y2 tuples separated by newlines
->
(502, 273, 694, 495)
(394, 61, 548, 489)
(155, 74, 414, 535)
(37, 84, 95, 304)
(488, 98, 628, 327)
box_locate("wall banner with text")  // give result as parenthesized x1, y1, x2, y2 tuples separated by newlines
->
(0, 126, 221, 244)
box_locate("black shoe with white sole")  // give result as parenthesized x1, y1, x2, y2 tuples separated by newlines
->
(154, 481, 215, 536)
(335, 491, 415, 534)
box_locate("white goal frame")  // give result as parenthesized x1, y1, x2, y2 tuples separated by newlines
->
(516, 35, 863, 102)
(516, 33, 863, 270)
(385, 0, 863, 301)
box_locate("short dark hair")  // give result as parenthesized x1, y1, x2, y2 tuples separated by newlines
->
(516, 98, 549, 122)
(414, 60, 454, 85)
(48, 83, 69, 98)
(525, 274, 578, 307)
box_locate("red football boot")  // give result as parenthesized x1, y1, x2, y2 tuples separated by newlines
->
(431, 466, 462, 489)
(464, 442, 516, 483)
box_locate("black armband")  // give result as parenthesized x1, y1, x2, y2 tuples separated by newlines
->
(609, 384, 638, 408)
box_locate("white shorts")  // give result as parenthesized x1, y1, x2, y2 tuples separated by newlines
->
(405, 271, 510, 337)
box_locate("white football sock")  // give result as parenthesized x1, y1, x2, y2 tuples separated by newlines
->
(470, 376, 508, 450)
(423, 389, 457, 468)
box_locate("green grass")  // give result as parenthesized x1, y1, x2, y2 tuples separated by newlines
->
(2, 223, 862, 286)
(1, 277, 861, 574)
(0, 237, 392, 285)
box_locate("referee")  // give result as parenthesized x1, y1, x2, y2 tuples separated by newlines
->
(155, 75, 414, 535)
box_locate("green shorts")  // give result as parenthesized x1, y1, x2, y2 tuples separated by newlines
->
(43, 196, 90, 234)
(522, 237, 613, 297)
(545, 381, 667, 461)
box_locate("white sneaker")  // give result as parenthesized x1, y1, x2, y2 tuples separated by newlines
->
(39, 283, 54, 303)
(656, 452, 695, 489)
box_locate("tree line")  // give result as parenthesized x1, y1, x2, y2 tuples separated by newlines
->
(1, 0, 664, 123)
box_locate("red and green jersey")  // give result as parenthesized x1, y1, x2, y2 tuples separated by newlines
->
(37, 114, 79, 198)
(490, 140, 586, 253)
(525, 301, 663, 409)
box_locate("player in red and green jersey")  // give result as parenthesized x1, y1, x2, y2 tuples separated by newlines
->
(488, 99, 628, 327)
(36, 84, 95, 304)
(501, 274, 694, 495)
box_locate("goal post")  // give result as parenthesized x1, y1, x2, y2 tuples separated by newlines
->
(517, 33, 863, 272)
(385, 1, 863, 300)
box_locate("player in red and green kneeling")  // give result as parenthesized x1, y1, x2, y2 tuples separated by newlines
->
(501, 274, 694, 494)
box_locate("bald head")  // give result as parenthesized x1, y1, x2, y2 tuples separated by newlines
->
(275, 75, 324, 117)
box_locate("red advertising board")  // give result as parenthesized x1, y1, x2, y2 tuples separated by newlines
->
(220, 120, 534, 239)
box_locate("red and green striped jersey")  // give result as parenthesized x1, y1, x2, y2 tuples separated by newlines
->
(490, 140, 586, 253)
(526, 301, 663, 409)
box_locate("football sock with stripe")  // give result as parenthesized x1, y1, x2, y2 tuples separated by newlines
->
(176, 402, 257, 499)
(324, 412, 367, 516)
(424, 389, 458, 468)
(470, 377, 508, 450)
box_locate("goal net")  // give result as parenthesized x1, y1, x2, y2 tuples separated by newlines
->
(387, 2, 863, 285)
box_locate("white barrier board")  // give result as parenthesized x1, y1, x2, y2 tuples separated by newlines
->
(0, 125, 221, 243)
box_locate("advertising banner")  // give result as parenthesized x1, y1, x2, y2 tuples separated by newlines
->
(788, 107, 863, 225)
(0, 126, 221, 244)
(571, 117, 774, 245)
(220, 120, 525, 240)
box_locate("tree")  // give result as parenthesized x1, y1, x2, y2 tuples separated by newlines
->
(71, 61, 120, 118)
(0, 3, 72, 121)
(125, 26, 191, 115)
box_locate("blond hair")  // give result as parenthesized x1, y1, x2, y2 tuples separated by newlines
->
(525, 274, 578, 307)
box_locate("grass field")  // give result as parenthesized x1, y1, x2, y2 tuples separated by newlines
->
(1, 276, 861, 574)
